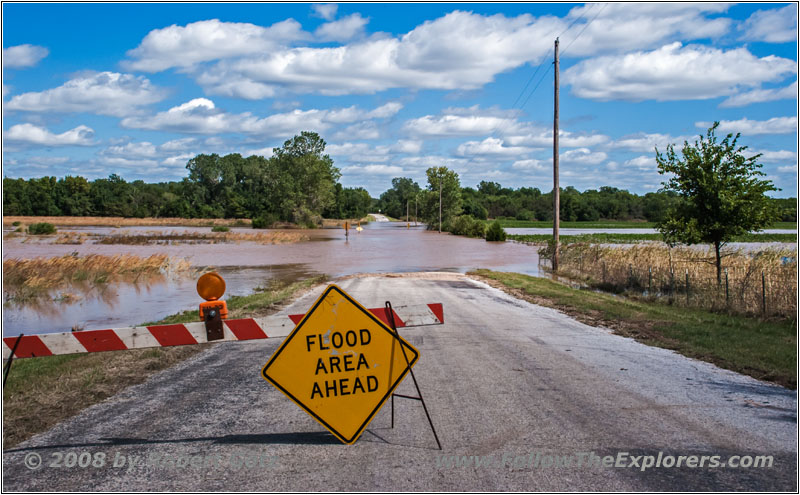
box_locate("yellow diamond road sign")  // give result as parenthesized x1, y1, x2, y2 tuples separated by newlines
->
(261, 284, 419, 444)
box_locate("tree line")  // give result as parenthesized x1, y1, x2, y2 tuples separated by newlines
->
(3, 132, 371, 226)
(376, 177, 796, 224)
(3, 130, 796, 228)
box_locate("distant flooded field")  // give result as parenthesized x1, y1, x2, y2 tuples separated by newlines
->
(3, 221, 540, 335)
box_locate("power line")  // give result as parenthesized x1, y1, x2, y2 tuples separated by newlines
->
(561, 2, 608, 57)
(490, 3, 601, 143)
(459, 4, 609, 177)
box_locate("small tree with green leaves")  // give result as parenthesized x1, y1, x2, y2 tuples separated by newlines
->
(655, 122, 778, 284)
(485, 220, 506, 242)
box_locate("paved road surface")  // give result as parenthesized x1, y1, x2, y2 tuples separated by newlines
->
(370, 213, 391, 222)
(3, 274, 796, 491)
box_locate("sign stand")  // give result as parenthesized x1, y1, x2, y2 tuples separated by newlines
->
(384, 301, 442, 450)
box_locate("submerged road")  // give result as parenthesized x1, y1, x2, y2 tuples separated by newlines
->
(3, 274, 796, 491)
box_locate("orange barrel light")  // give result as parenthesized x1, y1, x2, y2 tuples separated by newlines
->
(197, 272, 228, 320)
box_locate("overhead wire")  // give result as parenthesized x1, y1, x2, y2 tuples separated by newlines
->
(457, 3, 610, 180)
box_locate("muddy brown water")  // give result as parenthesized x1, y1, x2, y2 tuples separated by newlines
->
(3, 221, 540, 335)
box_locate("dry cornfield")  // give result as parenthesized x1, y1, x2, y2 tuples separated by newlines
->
(553, 243, 797, 317)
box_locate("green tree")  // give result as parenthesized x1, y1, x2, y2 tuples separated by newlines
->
(271, 131, 340, 225)
(3, 178, 33, 215)
(420, 166, 461, 231)
(655, 122, 778, 284)
(377, 177, 421, 219)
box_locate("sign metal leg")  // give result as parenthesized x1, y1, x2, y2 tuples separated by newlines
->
(385, 301, 442, 450)
(3, 334, 24, 388)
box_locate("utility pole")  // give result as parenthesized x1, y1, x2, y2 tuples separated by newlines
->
(438, 174, 443, 233)
(552, 37, 560, 272)
(415, 197, 418, 226)
(406, 200, 409, 223)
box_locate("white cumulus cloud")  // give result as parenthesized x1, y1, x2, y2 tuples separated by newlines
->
(720, 81, 798, 108)
(315, 14, 369, 42)
(696, 117, 797, 136)
(120, 98, 396, 137)
(564, 42, 797, 102)
(511, 158, 547, 171)
(345, 164, 404, 175)
(2, 44, 49, 68)
(739, 5, 797, 43)
(561, 148, 607, 165)
(311, 4, 338, 21)
(554, 3, 732, 57)
(101, 141, 158, 158)
(404, 111, 516, 137)
(613, 132, 689, 152)
(624, 155, 657, 171)
(456, 137, 533, 157)
(3, 123, 95, 147)
(4, 72, 165, 117)
(124, 19, 308, 72)
(746, 149, 798, 163)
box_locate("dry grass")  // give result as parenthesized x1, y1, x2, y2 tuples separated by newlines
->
(94, 230, 308, 245)
(3, 216, 251, 227)
(53, 232, 90, 244)
(552, 244, 797, 317)
(3, 254, 192, 304)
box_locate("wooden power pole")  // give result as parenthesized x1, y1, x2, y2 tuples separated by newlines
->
(438, 175, 443, 233)
(552, 37, 560, 272)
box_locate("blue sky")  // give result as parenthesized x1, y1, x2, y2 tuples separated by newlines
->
(2, 2, 798, 197)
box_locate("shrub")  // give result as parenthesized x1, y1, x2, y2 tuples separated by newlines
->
(211, 226, 230, 232)
(485, 221, 506, 242)
(449, 215, 486, 238)
(11, 221, 21, 226)
(252, 213, 278, 229)
(27, 222, 57, 235)
(515, 210, 534, 221)
(291, 207, 322, 229)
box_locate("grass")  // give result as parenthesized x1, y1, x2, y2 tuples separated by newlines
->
(469, 269, 796, 389)
(3, 254, 192, 305)
(509, 232, 797, 244)
(3, 216, 251, 227)
(495, 219, 656, 228)
(2, 275, 326, 448)
(494, 219, 796, 230)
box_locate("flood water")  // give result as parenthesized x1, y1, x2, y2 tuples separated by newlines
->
(3, 221, 541, 335)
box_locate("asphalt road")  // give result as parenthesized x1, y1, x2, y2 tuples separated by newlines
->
(3, 274, 796, 491)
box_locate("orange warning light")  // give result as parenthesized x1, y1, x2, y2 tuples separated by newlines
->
(197, 272, 226, 301)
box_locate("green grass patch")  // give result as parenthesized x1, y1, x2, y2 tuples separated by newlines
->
(470, 269, 796, 389)
(509, 232, 797, 244)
